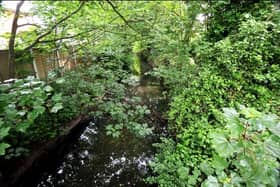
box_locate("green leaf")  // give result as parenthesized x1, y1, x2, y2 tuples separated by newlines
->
(211, 132, 234, 158)
(51, 93, 62, 102)
(33, 105, 46, 114)
(259, 114, 278, 127)
(226, 120, 244, 139)
(267, 122, 280, 137)
(200, 161, 214, 175)
(240, 107, 261, 119)
(223, 108, 238, 119)
(55, 78, 65, 84)
(0, 143, 10, 156)
(257, 114, 278, 132)
(27, 110, 40, 121)
(17, 110, 26, 116)
(50, 103, 63, 113)
(0, 126, 10, 140)
(16, 121, 31, 133)
(230, 172, 242, 186)
(177, 166, 189, 180)
(44, 85, 53, 92)
(264, 137, 280, 158)
(201, 176, 220, 187)
(212, 154, 228, 171)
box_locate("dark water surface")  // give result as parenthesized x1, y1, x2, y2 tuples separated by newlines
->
(37, 122, 155, 187)
(37, 76, 167, 187)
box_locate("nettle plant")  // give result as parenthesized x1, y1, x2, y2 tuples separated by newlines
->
(202, 106, 280, 187)
(0, 77, 64, 157)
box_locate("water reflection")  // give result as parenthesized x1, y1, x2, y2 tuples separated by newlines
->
(37, 120, 156, 187)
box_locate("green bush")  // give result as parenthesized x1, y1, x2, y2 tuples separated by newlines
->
(51, 62, 153, 138)
(148, 2, 280, 186)
(0, 77, 64, 158)
(202, 106, 280, 187)
(148, 107, 280, 187)
(0, 59, 153, 158)
(148, 120, 213, 186)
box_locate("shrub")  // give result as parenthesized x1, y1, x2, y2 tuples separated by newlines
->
(0, 77, 64, 158)
(202, 106, 280, 187)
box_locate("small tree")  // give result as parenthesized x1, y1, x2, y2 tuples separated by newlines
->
(7, 1, 85, 78)
(8, 0, 24, 78)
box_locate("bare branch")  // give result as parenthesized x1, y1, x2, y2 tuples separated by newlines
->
(23, 2, 85, 51)
(38, 28, 97, 43)
(18, 23, 40, 28)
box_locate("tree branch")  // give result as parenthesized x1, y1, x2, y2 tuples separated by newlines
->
(106, 0, 139, 33)
(38, 28, 97, 43)
(17, 23, 39, 28)
(18, 23, 40, 28)
(23, 2, 85, 51)
(8, 0, 25, 78)
(37, 15, 121, 43)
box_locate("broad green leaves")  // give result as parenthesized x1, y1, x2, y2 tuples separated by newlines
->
(268, 123, 280, 137)
(44, 85, 53, 92)
(0, 143, 10, 156)
(50, 103, 63, 113)
(148, 120, 213, 186)
(177, 166, 189, 180)
(264, 136, 280, 158)
(211, 154, 228, 171)
(208, 107, 280, 187)
(201, 176, 219, 187)
(147, 0, 280, 186)
(0, 77, 64, 157)
(210, 132, 234, 157)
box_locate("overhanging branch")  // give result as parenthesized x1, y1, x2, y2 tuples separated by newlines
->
(38, 28, 97, 43)
(18, 23, 40, 28)
(23, 2, 85, 51)
(106, 0, 139, 33)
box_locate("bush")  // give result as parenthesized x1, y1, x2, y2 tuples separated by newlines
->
(0, 77, 64, 158)
(0, 60, 152, 159)
(148, 107, 280, 186)
(148, 2, 280, 186)
(203, 106, 280, 187)
(148, 120, 213, 186)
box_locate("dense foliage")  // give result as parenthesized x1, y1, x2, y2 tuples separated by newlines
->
(149, 107, 280, 186)
(0, 59, 152, 158)
(206, 106, 280, 186)
(145, 0, 280, 186)
(0, 77, 64, 157)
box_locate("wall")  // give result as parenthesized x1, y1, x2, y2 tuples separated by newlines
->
(0, 49, 78, 82)
(0, 50, 35, 81)
(0, 50, 9, 81)
(32, 50, 78, 80)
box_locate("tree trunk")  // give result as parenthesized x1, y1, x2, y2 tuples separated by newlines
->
(8, 0, 25, 78)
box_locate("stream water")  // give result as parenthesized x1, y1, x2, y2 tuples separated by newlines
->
(36, 75, 167, 187)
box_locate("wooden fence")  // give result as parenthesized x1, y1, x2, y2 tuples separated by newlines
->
(0, 49, 78, 81)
